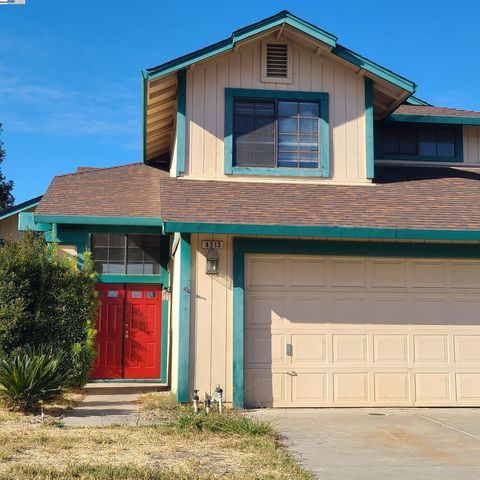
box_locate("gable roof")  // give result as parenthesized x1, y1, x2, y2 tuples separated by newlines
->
(35, 163, 166, 220)
(0, 195, 42, 221)
(142, 11, 417, 164)
(143, 11, 416, 92)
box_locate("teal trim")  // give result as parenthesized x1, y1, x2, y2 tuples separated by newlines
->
(405, 96, 431, 106)
(232, 243, 245, 409)
(388, 114, 480, 125)
(96, 275, 163, 284)
(224, 88, 330, 177)
(34, 215, 164, 228)
(143, 11, 415, 94)
(142, 72, 148, 164)
(163, 221, 480, 242)
(89, 379, 165, 384)
(161, 297, 169, 383)
(365, 77, 374, 179)
(177, 233, 191, 403)
(332, 45, 416, 93)
(0, 195, 42, 221)
(175, 69, 187, 176)
(375, 123, 464, 163)
(18, 212, 50, 232)
(232, 237, 480, 408)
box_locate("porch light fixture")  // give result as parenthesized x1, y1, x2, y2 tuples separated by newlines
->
(206, 247, 219, 275)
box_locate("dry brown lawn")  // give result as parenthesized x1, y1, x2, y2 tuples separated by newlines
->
(0, 393, 313, 480)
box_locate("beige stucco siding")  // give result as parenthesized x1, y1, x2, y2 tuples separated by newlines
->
(184, 38, 367, 183)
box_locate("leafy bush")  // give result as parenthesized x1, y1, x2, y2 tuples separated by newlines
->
(0, 232, 98, 388)
(0, 349, 68, 411)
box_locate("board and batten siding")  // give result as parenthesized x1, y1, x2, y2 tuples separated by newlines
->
(184, 38, 368, 183)
(463, 125, 480, 165)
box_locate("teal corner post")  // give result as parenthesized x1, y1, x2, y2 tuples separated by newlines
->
(365, 77, 374, 179)
(177, 233, 191, 403)
(160, 236, 170, 384)
(232, 239, 246, 409)
(176, 69, 187, 176)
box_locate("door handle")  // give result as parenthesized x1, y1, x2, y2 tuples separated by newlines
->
(284, 371, 297, 376)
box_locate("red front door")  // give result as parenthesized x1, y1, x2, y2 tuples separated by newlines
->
(91, 284, 124, 379)
(90, 284, 162, 380)
(124, 285, 162, 379)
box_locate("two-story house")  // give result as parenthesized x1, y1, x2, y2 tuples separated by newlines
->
(21, 11, 480, 408)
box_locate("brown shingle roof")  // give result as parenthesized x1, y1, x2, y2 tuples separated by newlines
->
(159, 166, 480, 231)
(38, 162, 480, 232)
(394, 104, 480, 118)
(36, 163, 167, 218)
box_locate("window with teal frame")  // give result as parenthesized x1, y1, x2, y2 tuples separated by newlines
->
(224, 88, 330, 177)
(375, 122, 464, 163)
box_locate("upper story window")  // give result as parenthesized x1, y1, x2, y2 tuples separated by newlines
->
(91, 233, 161, 275)
(234, 99, 320, 169)
(376, 123, 462, 162)
(225, 88, 330, 177)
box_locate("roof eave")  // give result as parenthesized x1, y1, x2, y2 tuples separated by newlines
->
(0, 195, 43, 221)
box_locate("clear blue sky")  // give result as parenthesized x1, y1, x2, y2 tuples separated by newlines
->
(2, 0, 480, 202)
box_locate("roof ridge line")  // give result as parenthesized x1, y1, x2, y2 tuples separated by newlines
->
(55, 162, 144, 178)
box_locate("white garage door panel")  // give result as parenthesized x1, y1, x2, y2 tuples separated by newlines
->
(245, 255, 480, 407)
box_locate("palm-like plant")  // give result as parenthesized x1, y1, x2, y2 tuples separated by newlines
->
(0, 349, 68, 411)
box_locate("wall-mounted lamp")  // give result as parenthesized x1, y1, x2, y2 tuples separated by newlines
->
(206, 247, 219, 275)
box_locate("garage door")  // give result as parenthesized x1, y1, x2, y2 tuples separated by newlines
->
(245, 254, 480, 407)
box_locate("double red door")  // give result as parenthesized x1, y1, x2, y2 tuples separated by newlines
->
(91, 284, 162, 379)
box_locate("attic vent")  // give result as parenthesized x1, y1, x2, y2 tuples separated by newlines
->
(266, 43, 288, 78)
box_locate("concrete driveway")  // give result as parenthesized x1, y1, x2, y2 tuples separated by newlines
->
(253, 408, 480, 479)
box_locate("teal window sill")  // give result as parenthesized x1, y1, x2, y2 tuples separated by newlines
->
(96, 274, 163, 284)
(229, 166, 329, 177)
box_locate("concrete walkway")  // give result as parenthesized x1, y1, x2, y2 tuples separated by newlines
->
(64, 383, 164, 427)
(253, 408, 480, 480)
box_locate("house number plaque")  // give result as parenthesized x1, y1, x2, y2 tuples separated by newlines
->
(202, 240, 224, 249)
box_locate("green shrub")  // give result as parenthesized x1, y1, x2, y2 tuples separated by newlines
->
(0, 232, 98, 388)
(0, 349, 68, 411)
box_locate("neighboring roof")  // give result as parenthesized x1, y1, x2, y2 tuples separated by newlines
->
(390, 105, 480, 124)
(35, 163, 166, 219)
(143, 10, 416, 93)
(0, 195, 42, 221)
(159, 166, 480, 232)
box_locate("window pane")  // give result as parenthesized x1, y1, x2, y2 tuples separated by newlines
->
(106, 263, 125, 274)
(437, 142, 454, 157)
(299, 102, 319, 117)
(399, 128, 417, 155)
(92, 233, 108, 247)
(126, 263, 144, 274)
(144, 235, 162, 248)
(109, 247, 125, 263)
(234, 99, 275, 168)
(299, 118, 317, 134)
(127, 234, 144, 248)
(279, 117, 297, 133)
(109, 234, 125, 247)
(278, 101, 298, 117)
(92, 247, 108, 261)
(93, 261, 106, 274)
(382, 128, 399, 154)
(127, 248, 143, 262)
